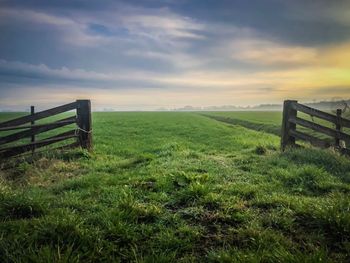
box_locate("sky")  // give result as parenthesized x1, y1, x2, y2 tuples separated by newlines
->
(0, 0, 350, 111)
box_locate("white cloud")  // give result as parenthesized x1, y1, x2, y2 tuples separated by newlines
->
(0, 6, 205, 48)
(0, 8, 110, 47)
(120, 12, 204, 40)
(0, 6, 209, 71)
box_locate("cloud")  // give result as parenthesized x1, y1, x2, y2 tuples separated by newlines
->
(125, 49, 206, 69)
(317, 42, 350, 68)
(0, 59, 176, 91)
(0, 4, 205, 49)
(230, 38, 318, 66)
(286, 0, 350, 27)
(0, 59, 263, 90)
(120, 9, 204, 40)
(1, 0, 350, 110)
(1, 39, 350, 105)
(0, 8, 111, 47)
(0, 59, 114, 82)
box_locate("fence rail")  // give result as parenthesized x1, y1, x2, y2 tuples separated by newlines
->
(0, 100, 92, 159)
(281, 100, 349, 155)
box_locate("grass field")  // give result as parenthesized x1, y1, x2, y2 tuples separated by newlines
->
(1, 112, 350, 262)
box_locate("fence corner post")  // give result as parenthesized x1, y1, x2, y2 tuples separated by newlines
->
(281, 100, 297, 151)
(76, 100, 92, 151)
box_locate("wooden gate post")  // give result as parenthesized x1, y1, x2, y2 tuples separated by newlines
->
(76, 100, 92, 151)
(281, 100, 297, 151)
(335, 109, 342, 148)
(31, 106, 35, 153)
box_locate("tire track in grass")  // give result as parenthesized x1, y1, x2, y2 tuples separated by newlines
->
(201, 113, 342, 145)
(201, 114, 281, 136)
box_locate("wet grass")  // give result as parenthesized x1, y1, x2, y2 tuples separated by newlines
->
(0, 112, 349, 262)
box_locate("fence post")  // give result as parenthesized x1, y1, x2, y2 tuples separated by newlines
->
(31, 106, 35, 153)
(335, 109, 342, 148)
(281, 100, 297, 151)
(76, 100, 92, 151)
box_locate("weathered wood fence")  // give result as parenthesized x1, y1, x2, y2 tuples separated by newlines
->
(0, 100, 92, 159)
(281, 100, 350, 155)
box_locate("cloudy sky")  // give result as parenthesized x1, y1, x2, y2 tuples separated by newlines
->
(0, 0, 350, 110)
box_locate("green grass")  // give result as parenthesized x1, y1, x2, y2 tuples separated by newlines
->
(1, 112, 350, 262)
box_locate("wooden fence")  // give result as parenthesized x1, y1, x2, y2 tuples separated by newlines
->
(281, 100, 350, 155)
(0, 100, 92, 159)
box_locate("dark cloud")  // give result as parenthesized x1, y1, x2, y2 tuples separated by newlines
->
(173, 0, 350, 46)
